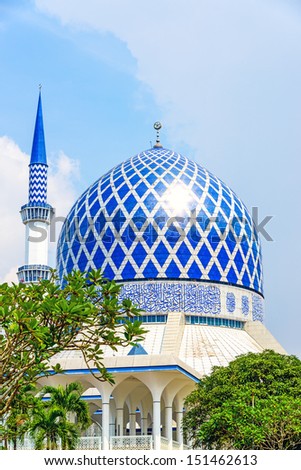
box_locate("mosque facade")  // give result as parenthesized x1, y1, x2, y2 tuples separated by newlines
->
(17, 94, 286, 450)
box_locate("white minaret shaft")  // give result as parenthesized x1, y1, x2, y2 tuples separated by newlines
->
(25, 222, 49, 265)
(17, 91, 54, 284)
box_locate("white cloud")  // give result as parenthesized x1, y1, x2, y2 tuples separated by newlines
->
(0, 136, 28, 284)
(48, 150, 80, 217)
(34, 0, 301, 179)
(3, 265, 19, 284)
(0, 136, 79, 283)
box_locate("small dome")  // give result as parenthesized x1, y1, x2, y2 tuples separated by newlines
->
(57, 147, 263, 294)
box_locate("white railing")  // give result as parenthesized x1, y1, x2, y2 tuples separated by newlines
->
(160, 437, 169, 450)
(77, 437, 102, 450)
(160, 437, 182, 450)
(172, 440, 181, 449)
(10, 436, 101, 450)
(9, 438, 35, 450)
(10, 434, 188, 451)
(110, 436, 153, 450)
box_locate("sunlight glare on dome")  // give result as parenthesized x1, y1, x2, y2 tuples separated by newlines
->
(162, 183, 193, 215)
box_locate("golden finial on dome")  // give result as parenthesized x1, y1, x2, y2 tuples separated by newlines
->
(153, 122, 163, 148)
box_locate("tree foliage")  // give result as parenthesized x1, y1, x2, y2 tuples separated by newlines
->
(29, 382, 91, 450)
(1, 383, 37, 449)
(183, 350, 301, 450)
(29, 405, 79, 450)
(2, 382, 91, 450)
(40, 382, 91, 432)
(0, 270, 146, 417)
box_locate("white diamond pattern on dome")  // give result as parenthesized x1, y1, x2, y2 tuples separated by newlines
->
(57, 148, 263, 294)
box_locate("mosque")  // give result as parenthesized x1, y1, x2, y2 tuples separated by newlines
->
(17, 92, 286, 450)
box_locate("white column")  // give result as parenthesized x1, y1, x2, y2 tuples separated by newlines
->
(25, 221, 49, 265)
(110, 407, 116, 437)
(116, 407, 124, 436)
(165, 406, 173, 450)
(141, 417, 148, 435)
(153, 400, 161, 450)
(175, 410, 184, 448)
(129, 411, 136, 436)
(102, 402, 110, 450)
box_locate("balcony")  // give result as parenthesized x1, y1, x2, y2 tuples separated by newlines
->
(20, 203, 54, 224)
(17, 264, 52, 283)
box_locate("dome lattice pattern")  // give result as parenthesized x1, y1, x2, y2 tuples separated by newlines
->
(57, 148, 263, 294)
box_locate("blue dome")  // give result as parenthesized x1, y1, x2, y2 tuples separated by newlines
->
(57, 147, 263, 295)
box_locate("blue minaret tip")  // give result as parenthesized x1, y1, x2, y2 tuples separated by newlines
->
(30, 88, 47, 166)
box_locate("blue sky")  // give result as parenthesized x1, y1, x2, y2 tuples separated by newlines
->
(0, 0, 301, 358)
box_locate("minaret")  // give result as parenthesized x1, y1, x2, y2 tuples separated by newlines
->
(17, 89, 54, 283)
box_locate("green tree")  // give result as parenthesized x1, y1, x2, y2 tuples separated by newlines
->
(183, 350, 301, 450)
(1, 384, 37, 450)
(3, 383, 91, 450)
(29, 406, 79, 450)
(40, 382, 91, 448)
(0, 269, 146, 417)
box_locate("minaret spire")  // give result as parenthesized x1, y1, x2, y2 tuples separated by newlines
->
(30, 88, 47, 166)
(28, 89, 48, 205)
(17, 90, 54, 284)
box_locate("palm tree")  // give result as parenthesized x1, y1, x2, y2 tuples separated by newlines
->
(40, 382, 91, 449)
(29, 406, 79, 450)
(3, 384, 38, 449)
(4, 406, 28, 450)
